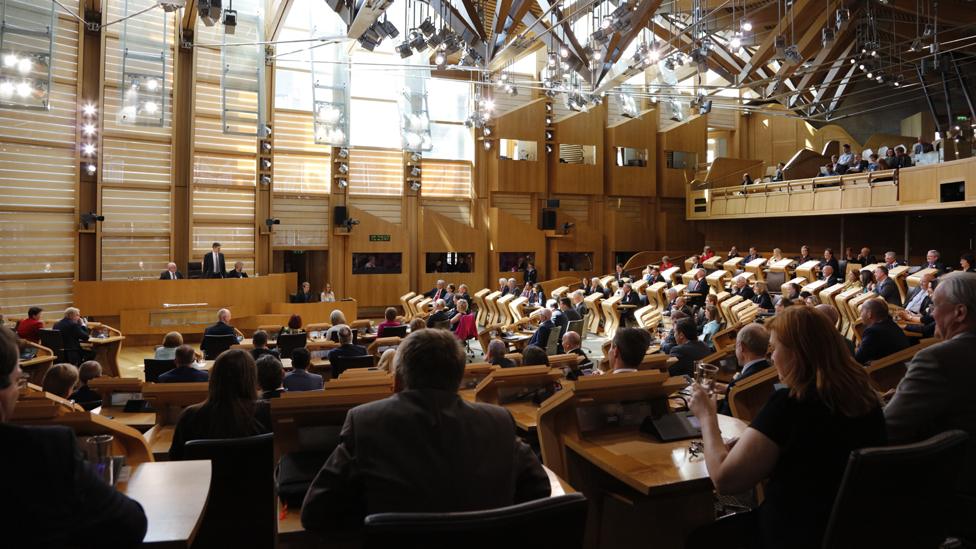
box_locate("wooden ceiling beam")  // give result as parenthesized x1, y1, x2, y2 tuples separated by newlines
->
(599, 0, 662, 83)
(736, 0, 820, 84)
(182, 0, 197, 33)
(459, 0, 487, 41)
(266, 0, 293, 41)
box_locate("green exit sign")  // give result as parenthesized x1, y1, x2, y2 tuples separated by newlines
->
(369, 234, 391, 242)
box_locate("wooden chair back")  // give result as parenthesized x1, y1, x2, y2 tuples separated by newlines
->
(600, 294, 623, 338)
(400, 292, 417, 320)
(728, 367, 779, 422)
(865, 338, 939, 393)
(473, 288, 491, 326)
(583, 293, 604, 335)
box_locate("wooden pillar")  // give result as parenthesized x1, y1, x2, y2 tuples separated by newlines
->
(256, 56, 274, 276)
(77, 5, 103, 281)
(171, 23, 195, 272)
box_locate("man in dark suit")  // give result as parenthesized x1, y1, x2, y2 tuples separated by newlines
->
(561, 331, 591, 377)
(486, 339, 516, 368)
(855, 247, 876, 266)
(424, 279, 448, 302)
(730, 276, 755, 301)
(524, 262, 538, 285)
(903, 272, 935, 315)
(873, 265, 901, 305)
(796, 245, 813, 264)
(818, 248, 840, 276)
(820, 264, 840, 287)
(159, 344, 210, 383)
(226, 261, 248, 278)
(53, 307, 94, 362)
(686, 270, 709, 307)
(283, 347, 323, 392)
(717, 323, 771, 416)
(301, 329, 549, 534)
(159, 262, 184, 280)
(883, 251, 901, 269)
(326, 326, 368, 362)
(572, 291, 588, 318)
(527, 308, 555, 350)
(602, 328, 652, 374)
(501, 278, 519, 297)
(668, 318, 711, 377)
(201, 308, 237, 357)
(924, 249, 947, 273)
(618, 283, 642, 326)
(0, 328, 148, 546)
(855, 299, 910, 364)
(743, 247, 762, 263)
(202, 242, 226, 278)
(425, 300, 451, 328)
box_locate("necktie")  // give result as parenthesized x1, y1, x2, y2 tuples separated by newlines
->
(171, 271, 175, 280)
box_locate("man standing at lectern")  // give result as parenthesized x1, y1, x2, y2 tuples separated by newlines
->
(203, 242, 226, 278)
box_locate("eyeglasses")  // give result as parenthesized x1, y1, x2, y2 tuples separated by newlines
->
(16, 372, 30, 390)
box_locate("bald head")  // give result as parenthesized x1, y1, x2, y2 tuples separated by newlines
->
(860, 299, 890, 326)
(562, 331, 581, 352)
(218, 308, 231, 323)
(815, 303, 839, 327)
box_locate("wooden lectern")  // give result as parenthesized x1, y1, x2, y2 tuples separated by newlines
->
(474, 366, 563, 432)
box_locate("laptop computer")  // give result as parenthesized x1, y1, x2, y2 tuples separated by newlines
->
(640, 411, 702, 442)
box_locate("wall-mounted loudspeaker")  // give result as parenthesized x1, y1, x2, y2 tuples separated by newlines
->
(545, 199, 560, 208)
(539, 209, 557, 230)
(334, 206, 348, 226)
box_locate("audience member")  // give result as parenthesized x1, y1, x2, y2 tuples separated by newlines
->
(160, 261, 184, 280)
(69, 360, 102, 410)
(859, 269, 876, 293)
(660, 256, 675, 270)
(772, 162, 785, 181)
(687, 269, 709, 306)
(883, 147, 897, 168)
(669, 318, 710, 377)
(487, 339, 515, 368)
(301, 329, 550, 534)
(716, 323, 771, 416)
(424, 279, 448, 301)
(820, 264, 839, 286)
(702, 246, 716, 261)
(961, 252, 976, 273)
(155, 331, 183, 360)
(324, 310, 350, 341)
(741, 173, 754, 185)
(257, 354, 286, 399)
(699, 305, 722, 348)
(203, 309, 237, 354)
(41, 363, 78, 400)
(227, 261, 248, 278)
(912, 136, 934, 155)
(730, 276, 754, 300)
(893, 145, 913, 168)
(0, 328, 148, 546)
(449, 299, 473, 332)
(426, 299, 451, 328)
(169, 349, 271, 460)
(687, 306, 884, 549)
(521, 345, 549, 367)
(925, 249, 947, 273)
(903, 272, 935, 315)
(753, 281, 774, 311)
(561, 331, 591, 374)
(603, 327, 651, 374)
(571, 290, 588, 318)
(527, 308, 554, 350)
(867, 153, 882, 171)
(279, 314, 304, 336)
(408, 317, 427, 333)
(502, 278, 519, 297)
(250, 330, 280, 361)
(159, 345, 209, 383)
(376, 348, 397, 373)
(327, 327, 368, 365)
(819, 248, 840, 275)
(53, 307, 94, 361)
(294, 282, 317, 303)
(15, 306, 44, 343)
(856, 246, 876, 265)
(837, 144, 855, 171)
(846, 153, 868, 173)
(743, 247, 762, 263)
(873, 265, 901, 304)
(376, 307, 402, 337)
(618, 283, 642, 326)
(855, 299, 910, 365)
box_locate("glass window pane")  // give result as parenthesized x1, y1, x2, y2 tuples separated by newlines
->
(351, 51, 399, 100)
(275, 68, 313, 110)
(350, 99, 400, 148)
(428, 78, 469, 122)
(428, 123, 473, 161)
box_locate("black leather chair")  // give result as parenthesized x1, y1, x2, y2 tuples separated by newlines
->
(275, 332, 307, 359)
(329, 354, 375, 378)
(380, 325, 408, 338)
(183, 433, 276, 548)
(363, 493, 588, 549)
(39, 328, 81, 366)
(143, 359, 176, 383)
(200, 334, 237, 360)
(822, 429, 970, 549)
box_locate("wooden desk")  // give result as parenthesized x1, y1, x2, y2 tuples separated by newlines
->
(505, 401, 541, 432)
(236, 338, 338, 352)
(85, 335, 126, 377)
(122, 460, 211, 549)
(98, 406, 158, 432)
(20, 341, 56, 385)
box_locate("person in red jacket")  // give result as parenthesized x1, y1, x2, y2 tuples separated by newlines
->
(15, 307, 44, 343)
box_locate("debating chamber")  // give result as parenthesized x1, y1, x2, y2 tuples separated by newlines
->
(4, 0, 976, 547)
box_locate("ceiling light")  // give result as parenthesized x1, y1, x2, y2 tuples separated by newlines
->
(396, 42, 413, 58)
(859, 63, 866, 70)
(144, 101, 158, 114)
(730, 36, 742, 49)
(850, 58, 856, 64)
(419, 18, 436, 37)
(338, 163, 349, 174)
(145, 78, 159, 91)
(82, 143, 96, 156)
(261, 159, 272, 170)
(479, 98, 494, 112)
(871, 50, 877, 57)
(17, 57, 31, 74)
(741, 20, 752, 32)
(86, 163, 97, 175)
(409, 181, 421, 192)
(409, 31, 426, 51)
(434, 51, 446, 69)
(410, 166, 421, 177)
(560, 46, 570, 58)
(483, 140, 492, 150)
(222, 9, 237, 33)
(158, 0, 186, 12)
(82, 123, 96, 136)
(338, 147, 349, 159)
(378, 19, 399, 39)
(866, 71, 873, 78)
(337, 178, 348, 188)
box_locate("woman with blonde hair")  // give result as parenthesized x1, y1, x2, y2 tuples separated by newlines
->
(155, 331, 184, 360)
(687, 306, 885, 548)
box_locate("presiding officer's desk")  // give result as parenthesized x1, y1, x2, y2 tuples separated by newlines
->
(538, 371, 747, 549)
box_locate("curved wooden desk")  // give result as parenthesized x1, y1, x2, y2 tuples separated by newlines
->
(122, 460, 211, 549)
(20, 341, 56, 385)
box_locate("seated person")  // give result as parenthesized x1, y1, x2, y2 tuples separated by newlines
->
(53, 307, 94, 361)
(376, 307, 402, 337)
(741, 173, 754, 185)
(561, 331, 591, 378)
(324, 310, 350, 342)
(169, 350, 270, 460)
(69, 361, 103, 410)
(668, 318, 711, 377)
(820, 264, 840, 286)
(159, 262, 184, 280)
(855, 299, 910, 365)
(283, 347, 323, 392)
(426, 299, 451, 328)
(856, 246, 876, 265)
(521, 345, 549, 367)
(686, 269, 709, 306)
(836, 143, 855, 172)
(226, 261, 248, 278)
(873, 266, 901, 305)
(278, 314, 305, 336)
(326, 326, 368, 364)
(320, 283, 336, 303)
(301, 329, 550, 535)
(159, 345, 210, 383)
(600, 327, 651, 375)
(250, 330, 280, 361)
(407, 318, 426, 333)
(154, 331, 183, 360)
(753, 281, 774, 312)
(772, 162, 785, 181)
(845, 153, 868, 173)
(687, 306, 884, 549)
(571, 290, 588, 318)
(867, 153, 883, 171)
(424, 279, 448, 301)
(443, 284, 457, 309)
(0, 328, 148, 546)
(699, 305, 723, 349)
(716, 323, 771, 416)
(487, 339, 516, 368)
(294, 282, 317, 303)
(257, 354, 286, 399)
(202, 308, 237, 352)
(730, 276, 754, 300)
(41, 363, 78, 400)
(526, 308, 554, 350)
(15, 306, 44, 343)
(618, 283, 642, 326)
(449, 299, 473, 333)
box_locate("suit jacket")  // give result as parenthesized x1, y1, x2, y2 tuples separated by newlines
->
(0, 424, 147, 547)
(524, 268, 538, 285)
(821, 273, 841, 287)
(818, 258, 840, 274)
(159, 366, 210, 383)
(620, 291, 642, 309)
(668, 340, 711, 377)
(202, 251, 226, 278)
(903, 286, 930, 312)
(753, 292, 775, 311)
(855, 254, 877, 265)
(732, 285, 755, 301)
(491, 357, 517, 368)
(283, 369, 324, 392)
(426, 310, 451, 327)
(925, 261, 947, 273)
(717, 359, 771, 416)
(52, 317, 90, 351)
(293, 291, 318, 303)
(528, 319, 554, 349)
(226, 269, 248, 279)
(855, 317, 910, 364)
(885, 332, 976, 493)
(327, 343, 368, 363)
(875, 277, 901, 305)
(743, 254, 762, 263)
(159, 270, 184, 280)
(203, 321, 236, 339)
(301, 390, 550, 534)
(424, 287, 447, 301)
(574, 303, 588, 318)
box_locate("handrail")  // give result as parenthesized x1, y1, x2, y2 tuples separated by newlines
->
(707, 169, 899, 199)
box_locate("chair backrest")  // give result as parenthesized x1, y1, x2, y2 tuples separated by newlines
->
(431, 320, 452, 331)
(331, 354, 376, 378)
(143, 359, 176, 383)
(276, 332, 308, 359)
(455, 314, 478, 341)
(545, 325, 564, 356)
(822, 430, 970, 549)
(363, 493, 588, 549)
(567, 319, 584, 339)
(382, 325, 408, 338)
(183, 433, 277, 548)
(200, 334, 237, 360)
(728, 367, 779, 422)
(39, 328, 63, 352)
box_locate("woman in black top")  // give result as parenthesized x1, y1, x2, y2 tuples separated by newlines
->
(688, 306, 885, 548)
(751, 281, 774, 312)
(169, 349, 271, 460)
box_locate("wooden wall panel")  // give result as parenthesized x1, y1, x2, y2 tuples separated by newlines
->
(606, 197, 656, 262)
(418, 207, 487, 292)
(550, 104, 606, 195)
(489, 206, 546, 286)
(342, 202, 411, 309)
(606, 110, 657, 197)
(490, 99, 547, 193)
(657, 115, 708, 198)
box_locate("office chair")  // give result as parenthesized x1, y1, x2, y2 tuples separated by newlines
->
(39, 328, 81, 366)
(143, 359, 176, 383)
(200, 334, 237, 360)
(330, 354, 375, 378)
(275, 332, 307, 359)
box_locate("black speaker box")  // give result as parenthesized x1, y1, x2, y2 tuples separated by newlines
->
(334, 206, 348, 226)
(540, 209, 557, 230)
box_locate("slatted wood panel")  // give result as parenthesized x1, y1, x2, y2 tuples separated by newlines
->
(193, 153, 257, 187)
(348, 149, 403, 196)
(609, 197, 643, 221)
(421, 160, 472, 198)
(190, 227, 256, 274)
(422, 198, 472, 226)
(101, 236, 170, 280)
(274, 109, 330, 153)
(0, 212, 75, 276)
(491, 193, 532, 225)
(101, 188, 172, 234)
(348, 196, 402, 225)
(272, 195, 330, 248)
(0, 278, 74, 317)
(102, 139, 172, 187)
(555, 195, 590, 223)
(558, 144, 585, 163)
(192, 187, 256, 222)
(273, 153, 330, 194)
(0, 143, 75, 209)
(104, 0, 173, 45)
(194, 110, 258, 154)
(0, 82, 77, 145)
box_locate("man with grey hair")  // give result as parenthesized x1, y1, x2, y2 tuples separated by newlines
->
(502, 277, 519, 297)
(730, 276, 754, 300)
(883, 251, 900, 269)
(885, 272, 976, 539)
(426, 299, 451, 328)
(53, 307, 93, 361)
(424, 279, 447, 302)
(302, 329, 550, 534)
(202, 308, 237, 355)
(526, 308, 554, 350)
(855, 298, 910, 364)
(326, 326, 368, 372)
(571, 290, 587, 318)
(159, 261, 184, 280)
(717, 323, 771, 416)
(924, 249, 946, 273)
(486, 339, 515, 368)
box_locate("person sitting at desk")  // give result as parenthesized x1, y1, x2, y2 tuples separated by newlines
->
(41, 363, 78, 400)
(278, 314, 305, 337)
(571, 290, 588, 318)
(526, 308, 554, 350)
(502, 277, 520, 297)
(456, 284, 472, 311)
(426, 300, 451, 328)
(618, 283, 642, 327)
(257, 355, 286, 399)
(561, 331, 590, 378)
(449, 299, 473, 333)
(726, 246, 740, 260)
(699, 305, 723, 349)
(600, 327, 651, 375)
(16, 306, 43, 343)
(523, 283, 544, 306)
(753, 281, 775, 312)
(730, 276, 754, 301)
(556, 296, 582, 329)
(160, 262, 184, 280)
(226, 261, 248, 278)
(324, 310, 350, 342)
(202, 309, 237, 356)
(159, 345, 210, 383)
(668, 318, 710, 377)
(169, 350, 271, 460)
(855, 299, 910, 365)
(687, 306, 884, 549)
(660, 256, 675, 271)
(772, 162, 785, 181)
(424, 279, 447, 302)
(591, 277, 610, 299)
(960, 252, 976, 273)
(203, 242, 226, 279)
(818, 248, 840, 276)
(250, 330, 280, 361)
(819, 264, 840, 287)
(867, 153, 883, 171)
(924, 249, 947, 273)
(320, 283, 336, 303)
(283, 347, 323, 392)
(301, 329, 550, 535)
(326, 327, 367, 364)
(716, 323, 771, 416)
(686, 269, 709, 307)
(0, 328, 148, 546)
(376, 307, 403, 337)
(486, 339, 516, 368)
(294, 282, 317, 303)
(53, 307, 94, 362)
(873, 265, 901, 305)
(69, 361, 103, 410)
(521, 345, 549, 367)
(740, 173, 754, 186)
(154, 331, 183, 360)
